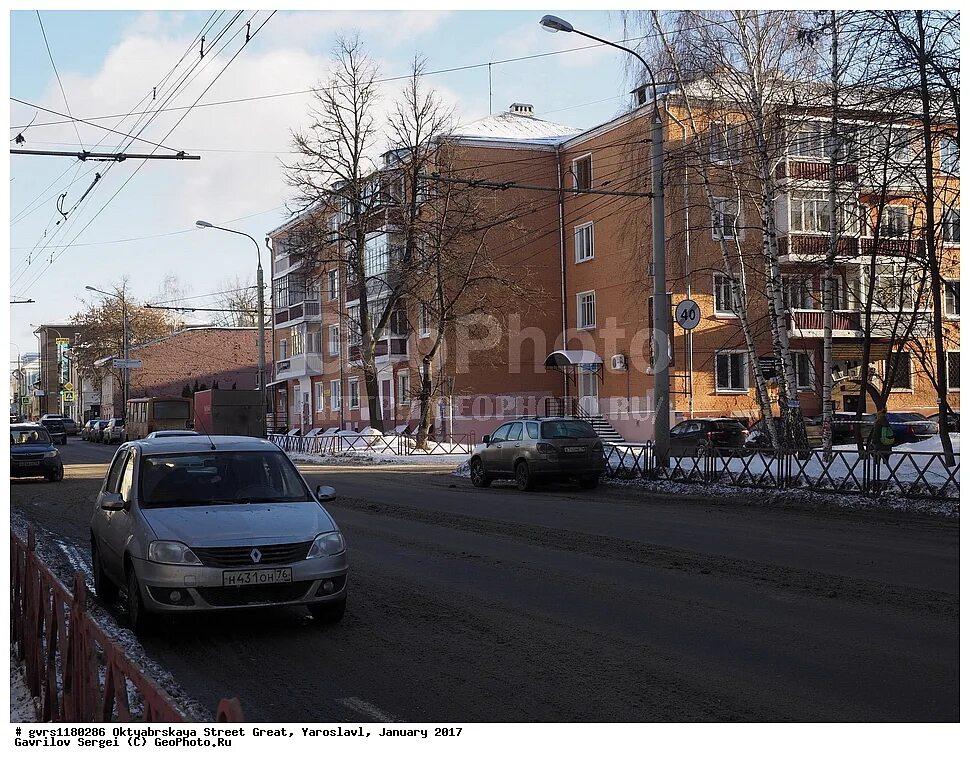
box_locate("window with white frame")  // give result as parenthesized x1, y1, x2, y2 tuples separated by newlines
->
(574, 222, 594, 263)
(364, 233, 390, 278)
(886, 351, 912, 391)
(572, 154, 591, 190)
(710, 121, 743, 163)
(879, 206, 911, 238)
(712, 197, 740, 239)
(790, 192, 830, 233)
(577, 291, 596, 330)
(306, 329, 321, 355)
(781, 275, 814, 310)
(870, 127, 917, 166)
(314, 381, 325, 412)
(715, 351, 748, 392)
(789, 121, 832, 159)
(713, 273, 736, 315)
(792, 351, 814, 390)
(347, 305, 361, 345)
(942, 208, 960, 244)
(330, 380, 341, 411)
(349, 379, 360, 409)
(947, 351, 960, 390)
(873, 262, 916, 311)
(944, 280, 960, 317)
(940, 136, 959, 176)
(397, 370, 410, 404)
(328, 270, 339, 301)
(418, 303, 431, 337)
(279, 338, 288, 360)
(328, 324, 341, 356)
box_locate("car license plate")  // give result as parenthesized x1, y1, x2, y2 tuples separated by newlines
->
(222, 568, 292, 586)
(563, 446, 585, 453)
(20, 460, 41, 466)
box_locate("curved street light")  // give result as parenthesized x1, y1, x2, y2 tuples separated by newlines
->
(538, 14, 670, 465)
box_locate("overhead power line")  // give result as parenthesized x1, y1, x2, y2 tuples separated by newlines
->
(11, 148, 200, 161)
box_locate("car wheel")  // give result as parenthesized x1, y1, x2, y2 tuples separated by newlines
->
(469, 458, 492, 488)
(92, 542, 118, 604)
(307, 599, 346, 625)
(126, 566, 157, 636)
(514, 460, 534, 492)
(46, 463, 64, 482)
(578, 474, 599, 489)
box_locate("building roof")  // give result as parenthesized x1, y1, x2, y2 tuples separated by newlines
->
(451, 107, 582, 146)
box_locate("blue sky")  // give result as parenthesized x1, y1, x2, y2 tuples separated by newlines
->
(7, 7, 641, 359)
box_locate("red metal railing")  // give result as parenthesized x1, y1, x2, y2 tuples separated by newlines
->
(11, 526, 245, 722)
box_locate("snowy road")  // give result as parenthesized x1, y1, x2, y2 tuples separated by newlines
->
(10, 438, 959, 722)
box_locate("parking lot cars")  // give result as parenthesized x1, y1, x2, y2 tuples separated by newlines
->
(87, 420, 109, 442)
(670, 418, 748, 456)
(81, 419, 101, 440)
(886, 412, 939, 444)
(143, 429, 201, 439)
(470, 417, 606, 491)
(39, 415, 68, 445)
(10, 424, 64, 482)
(89, 436, 347, 633)
(102, 417, 126, 444)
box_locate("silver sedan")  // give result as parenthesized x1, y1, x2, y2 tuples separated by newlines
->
(89, 436, 348, 634)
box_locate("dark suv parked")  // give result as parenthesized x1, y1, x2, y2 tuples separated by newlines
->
(10, 424, 64, 481)
(669, 418, 747, 456)
(470, 417, 606, 491)
(39, 415, 68, 445)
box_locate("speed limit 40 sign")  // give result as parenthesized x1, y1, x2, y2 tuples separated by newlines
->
(675, 299, 701, 330)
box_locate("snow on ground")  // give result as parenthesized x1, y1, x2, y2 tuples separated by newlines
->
(896, 434, 960, 453)
(10, 646, 40, 722)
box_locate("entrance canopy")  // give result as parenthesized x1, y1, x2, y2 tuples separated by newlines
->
(544, 350, 603, 369)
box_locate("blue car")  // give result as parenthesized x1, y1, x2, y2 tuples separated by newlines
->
(10, 424, 64, 482)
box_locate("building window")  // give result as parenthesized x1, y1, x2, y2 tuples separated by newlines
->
(942, 208, 960, 244)
(574, 222, 594, 263)
(886, 351, 912, 391)
(306, 330, 321, 355)
(279, 338, 288, 360)
(940, 136, 959, 176)
(364, 233, 390, 278)
(781, 275, 814, 310)
(330, 380, 341, 411)
(792, 351, 814, 390)
(348, 305, 361, 345)
(349, 379, 360, 410)
(712, 197, 740, 240)
(314, 382, 325, 412)
(572, 154, 591, 190)
(329, 324, 341, 356)
(715, 351, 749, 392)
(577, 291, 596, 330)
(947, 351, 960, 390)
(873, 262, 915, 311)
(879, 206, 910, 238)
(418, 303, 431, 337)
(328, 270, 339, 301)
(713, 273, 736, 316)
(397, 370, 410, 404)
(870, 127, 917, 166)
(710, 121, 742, 163)
(789, 121, 843, 159)
(944, 280, 960, 317)
(789, 191, 862, 235)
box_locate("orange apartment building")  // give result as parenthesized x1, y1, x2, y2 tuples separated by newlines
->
(268, 94, 959, 442)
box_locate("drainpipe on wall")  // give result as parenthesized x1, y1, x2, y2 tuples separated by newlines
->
(265, 237, 279, 431)
(555, 146, 568, 401)
(664, 97, 694, 421)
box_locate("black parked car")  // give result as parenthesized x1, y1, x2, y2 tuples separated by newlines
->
(928, 411, 960, 433)
(669, 418, 748, 456)
(39, 415, 68, 445)
(10, 424, 64, 482)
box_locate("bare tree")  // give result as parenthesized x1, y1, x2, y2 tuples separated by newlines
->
(212, 276, 260, 327)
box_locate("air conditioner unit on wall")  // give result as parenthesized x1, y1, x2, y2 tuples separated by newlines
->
(611, 354, 627, 371)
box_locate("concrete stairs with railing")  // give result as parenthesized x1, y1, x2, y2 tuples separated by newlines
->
(582, 415, 624, 443)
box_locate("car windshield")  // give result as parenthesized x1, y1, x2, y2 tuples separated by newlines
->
(139, 450, 312, 508)
(11, 428, 51, 445)
(712, 420, 743, 430)
(540, 420, 597, 439)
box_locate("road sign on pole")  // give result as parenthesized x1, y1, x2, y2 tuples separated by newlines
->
(62, 391, 75, 402)
(112, 358, 143, 369)
(674, 299, 701, 331)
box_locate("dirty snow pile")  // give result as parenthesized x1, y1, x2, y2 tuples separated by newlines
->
(10, 647, 39, 722)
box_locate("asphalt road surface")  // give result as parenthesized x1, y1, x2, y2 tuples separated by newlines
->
(11, 438, 959, 722)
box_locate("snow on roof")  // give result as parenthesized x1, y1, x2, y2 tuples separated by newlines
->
(451, 107, 582, 146)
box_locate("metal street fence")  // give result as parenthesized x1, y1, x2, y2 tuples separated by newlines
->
(271, 431, 475, 457)
(603, 443, 959, 501)
(11, 526, 245, 722)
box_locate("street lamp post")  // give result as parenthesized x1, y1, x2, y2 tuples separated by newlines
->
(539, 15, 670, 465)
(195, 221, 266, 404)
(86, 285, 129, 416)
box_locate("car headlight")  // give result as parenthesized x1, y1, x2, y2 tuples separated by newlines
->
(43, 450, 58, 459)
(148, 541, 203, 566)
(306, 532, 345, 558)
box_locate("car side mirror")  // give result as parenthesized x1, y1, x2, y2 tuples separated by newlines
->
(316, 485, 337, 502)
(100, 492, 125, 511)
(481, 435, 490, 444)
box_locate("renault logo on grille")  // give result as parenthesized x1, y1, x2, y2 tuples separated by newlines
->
(250, 548, 262, 564)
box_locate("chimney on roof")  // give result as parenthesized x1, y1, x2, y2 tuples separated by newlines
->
(508, 103, 534, 116)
